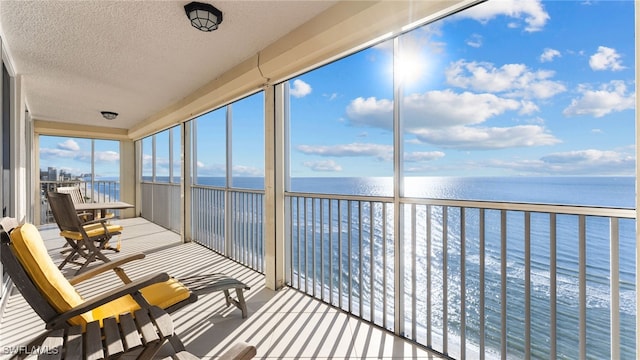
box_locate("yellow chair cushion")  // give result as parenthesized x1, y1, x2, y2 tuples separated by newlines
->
(60, 223, 123, 240)
(89, 278, 192, 326)
(11, 223, 192, 328)
(10, 223, 90, 325)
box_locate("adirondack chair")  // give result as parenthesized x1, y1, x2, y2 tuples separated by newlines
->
(46, 191, 122, 273)
(0, 218, 255, 360)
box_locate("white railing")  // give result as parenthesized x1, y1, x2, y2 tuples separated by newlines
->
(40, 180, 120, 224)
(285, 192, 636, 360)
(140, 182, 180, 233)
(191, 185, 265, 273)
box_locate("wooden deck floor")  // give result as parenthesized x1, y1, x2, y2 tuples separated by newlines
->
(0, 217, 445, 359)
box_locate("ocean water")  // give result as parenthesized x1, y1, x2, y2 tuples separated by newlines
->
(151, 175, 637, 358)
(280, 176, 636, 359)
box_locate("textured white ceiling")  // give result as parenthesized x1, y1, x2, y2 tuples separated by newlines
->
(0, 0, 336, 130)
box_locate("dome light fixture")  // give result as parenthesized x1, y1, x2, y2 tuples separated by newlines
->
(101, 111, 118, 120)
(184, 2, 223, 32)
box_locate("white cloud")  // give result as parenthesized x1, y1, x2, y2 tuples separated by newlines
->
(456, 0, 550, 32)
(142, 154, 152, 167)
(94, 150, 119, 162)
(232, 165, 263, 176)
(589, 46, 625, 71)
(412, 125, 560, 150)
(445, 60, 566, 99)
(346, 97, 394, 129)
(194, 161, 225, 176)
(58, 139, 80, 151)
(40, 148, 79, 159)
(488, 148, 635, 175)
(346, 91, 526, 131)
(290, 79, 312, 98)
(296, 143, 393, 161)
(563, 80, 635, 118)
(404, 151, 445, 162)
(403, 90, 523, 128)
(540, 48, 561, 62)
(324, 93, 338, 101)
(303, 160, 343, 172)
(466, 34, 483, 48)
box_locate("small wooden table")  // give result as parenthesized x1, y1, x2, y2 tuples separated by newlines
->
(38, 306, 177, 360)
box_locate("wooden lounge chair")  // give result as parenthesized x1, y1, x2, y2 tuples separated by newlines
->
(47, 191, 122, 273)
(0, 217, 255, 360)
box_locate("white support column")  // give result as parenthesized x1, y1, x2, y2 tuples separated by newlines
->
(134, 140, 142, 218)
(265, 84, 286, 290)
(182, 122, 193, 243)
(119, 139, 136, 219)
(10, 74, 28, 222)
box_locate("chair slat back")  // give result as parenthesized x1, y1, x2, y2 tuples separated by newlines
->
(47, 191, 85, 233)
(56, 186, 87, 204)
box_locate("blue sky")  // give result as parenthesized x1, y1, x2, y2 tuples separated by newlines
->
(287, 0, 636, 177)
(40, 0, 636, 179)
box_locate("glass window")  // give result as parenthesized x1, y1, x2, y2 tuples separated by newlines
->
(141, 136, 153, 181)
(154, 130, 170, 183)
(400, 1, 635, 206)
(171, 127, 181, 183)
(231, 92, 264, 190)
(288, 43, 394, 196)
(39, 136, 92, 181)
(193, 107, 226, 187)
(93, 139, 120, 180)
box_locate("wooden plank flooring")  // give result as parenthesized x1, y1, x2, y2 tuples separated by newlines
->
(0, 218, 444, 359)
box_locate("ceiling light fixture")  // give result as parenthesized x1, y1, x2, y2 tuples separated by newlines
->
(101, 111, 118, 120)
(184, 2, 223, 32)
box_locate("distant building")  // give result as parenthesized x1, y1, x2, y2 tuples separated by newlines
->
(40, 167, 58, 181)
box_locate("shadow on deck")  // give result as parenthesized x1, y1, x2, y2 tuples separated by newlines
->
(0, 217, 444, 359)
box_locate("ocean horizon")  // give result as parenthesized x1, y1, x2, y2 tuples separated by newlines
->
(133, 175, 636, 358)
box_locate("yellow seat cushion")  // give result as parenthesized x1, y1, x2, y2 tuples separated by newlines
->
(60, 223, 123, 240)
(10, 223, 192, 328)
(90, 278, 192, 325)
(10, 223, 90, 325)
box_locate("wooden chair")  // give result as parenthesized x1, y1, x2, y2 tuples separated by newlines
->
(56, 185, 113, 220)
(0, 217, 255, 360)
(55, 186, 87, 204)
(46, 191, 122, 273)
(0, 217, 195, 358)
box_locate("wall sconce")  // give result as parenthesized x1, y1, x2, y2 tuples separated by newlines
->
(184, 2, 223, 32)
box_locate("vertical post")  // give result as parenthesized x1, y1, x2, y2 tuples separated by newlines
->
(578, 215, 586, 359)
(610, 217, 620, 359)
(119, 140, 136, 219)
(133, 140, 142, 218)
(524, 212, 531, 360)
(393, 34, 404, 338)
(182, 122, 192, 243)
(264, 83, 285, 290)
(550, 213, 557, 360)
(635, 4, 640, 358)
(225, 104, 233, 257)
(91, 139, 95, 200)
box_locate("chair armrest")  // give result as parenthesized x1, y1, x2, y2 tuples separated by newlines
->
(81, 216, 114, 226)
(46, 272, 170, 329)
(68, 253, 146, 285)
